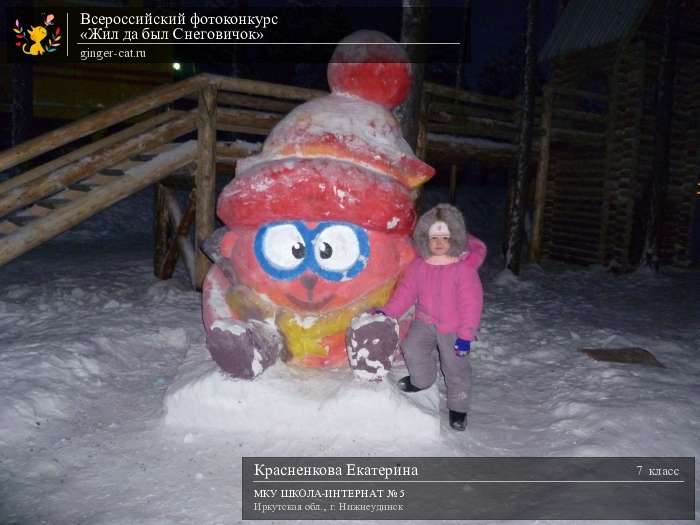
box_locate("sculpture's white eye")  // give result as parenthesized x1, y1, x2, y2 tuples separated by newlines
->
(260, 223, 306, 270)
(313, 224, 361, 272)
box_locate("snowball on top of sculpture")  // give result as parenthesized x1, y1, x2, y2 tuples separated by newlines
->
(327, 30, 411, 110)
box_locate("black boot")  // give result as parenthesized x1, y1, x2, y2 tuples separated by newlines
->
(397, 376, 425, 393)
(449, 410, 467, 431)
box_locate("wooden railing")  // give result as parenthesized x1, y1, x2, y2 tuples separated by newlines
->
(0, 75, 208, 279)
(0, 72, 610, 276)
(0, 76, 206, 177)
(420, 82, 518, 165)
(0, 73, 328, 285)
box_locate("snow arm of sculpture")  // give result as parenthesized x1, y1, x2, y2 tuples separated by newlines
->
(202, 230, 283, 379)
(346, 311, 400, 381)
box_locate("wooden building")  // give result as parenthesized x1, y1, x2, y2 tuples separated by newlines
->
(538, 0, 700, 269)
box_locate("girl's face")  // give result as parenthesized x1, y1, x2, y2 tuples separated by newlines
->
(428, 235, 450, 256)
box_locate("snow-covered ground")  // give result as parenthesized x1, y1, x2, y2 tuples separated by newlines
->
(1, 189, 698, 524)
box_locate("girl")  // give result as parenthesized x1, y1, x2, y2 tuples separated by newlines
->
(381, 204, 486, 431)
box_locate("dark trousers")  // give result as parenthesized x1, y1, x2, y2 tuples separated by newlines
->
(401, 319, 472, 413)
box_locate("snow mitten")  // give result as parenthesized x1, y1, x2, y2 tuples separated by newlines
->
(346, 312, 399, 381)
(205, 319, 282, 379)
(454, 338, 470, 357)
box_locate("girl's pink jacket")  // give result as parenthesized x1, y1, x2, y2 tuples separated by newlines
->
(382, 236, 486, 341)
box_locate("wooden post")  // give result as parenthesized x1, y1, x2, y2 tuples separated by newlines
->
(416, 91, 430, 161)
(153, 183, 171, 276)
(504, 0, 539, 275)
(448, 166, 459, 204)
(160, 186, 197, 285)
(643, 0, 680, 271)
(529, 85, 552, 262)
(400, 0, 430, 150)
(194, 85, 217, 290)
(448, 0, 471, 204)
(413, 90, 430, 206)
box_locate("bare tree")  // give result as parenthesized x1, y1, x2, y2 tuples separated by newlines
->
(448, 0, 471, 203)
(504, 0, 539, 275)
(643, 0, 680, 271)
(399, 0, 430, 150)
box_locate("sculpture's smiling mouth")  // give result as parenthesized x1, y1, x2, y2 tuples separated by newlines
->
(285, 294, 334, 311)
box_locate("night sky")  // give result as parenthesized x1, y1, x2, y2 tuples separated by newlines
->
(463, 0, 559, 88)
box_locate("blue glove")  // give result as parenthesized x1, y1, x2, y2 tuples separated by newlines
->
(454, 338, 470, 357)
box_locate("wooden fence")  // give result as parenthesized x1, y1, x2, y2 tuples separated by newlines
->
(0, 73, 610, 282)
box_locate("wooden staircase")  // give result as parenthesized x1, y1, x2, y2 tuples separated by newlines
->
(0, 140, 197, 265)
(0, 73, 324, 287)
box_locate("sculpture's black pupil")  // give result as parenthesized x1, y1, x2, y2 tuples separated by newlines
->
(320, 242, 333, 259)
(292, 242, 305, 259)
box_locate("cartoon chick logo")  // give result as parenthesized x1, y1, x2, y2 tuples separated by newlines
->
(13, 14, 61, 56)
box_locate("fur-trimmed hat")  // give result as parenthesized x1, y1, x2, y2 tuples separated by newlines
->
(413, 204, 468, 258)
(216, 30, 435, 236)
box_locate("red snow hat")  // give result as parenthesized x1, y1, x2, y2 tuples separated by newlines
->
(218, 158, 415, 234)
(218, 30, 435, 234)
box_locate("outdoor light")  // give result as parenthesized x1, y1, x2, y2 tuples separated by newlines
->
(172, 62, 181, 71)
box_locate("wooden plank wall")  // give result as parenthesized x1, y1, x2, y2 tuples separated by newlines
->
(542, 54, 611, 265)
(630, 2, 700, 266)
(663, 18, 700, 265)
(544, 1, 700, 271)
(670, 41, 700, 265)
(541, 93, 608, 265)
(601, 40, 646, 270)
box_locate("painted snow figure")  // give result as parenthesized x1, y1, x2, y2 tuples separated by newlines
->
(201, 30, 435, 379)
(379, 204, 486, 431)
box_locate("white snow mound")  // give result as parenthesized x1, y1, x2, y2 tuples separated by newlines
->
(164, 345, 440, 444)
(163, 344, 441, 442)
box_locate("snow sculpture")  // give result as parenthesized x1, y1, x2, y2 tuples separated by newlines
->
(202, 30, 435, 379)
